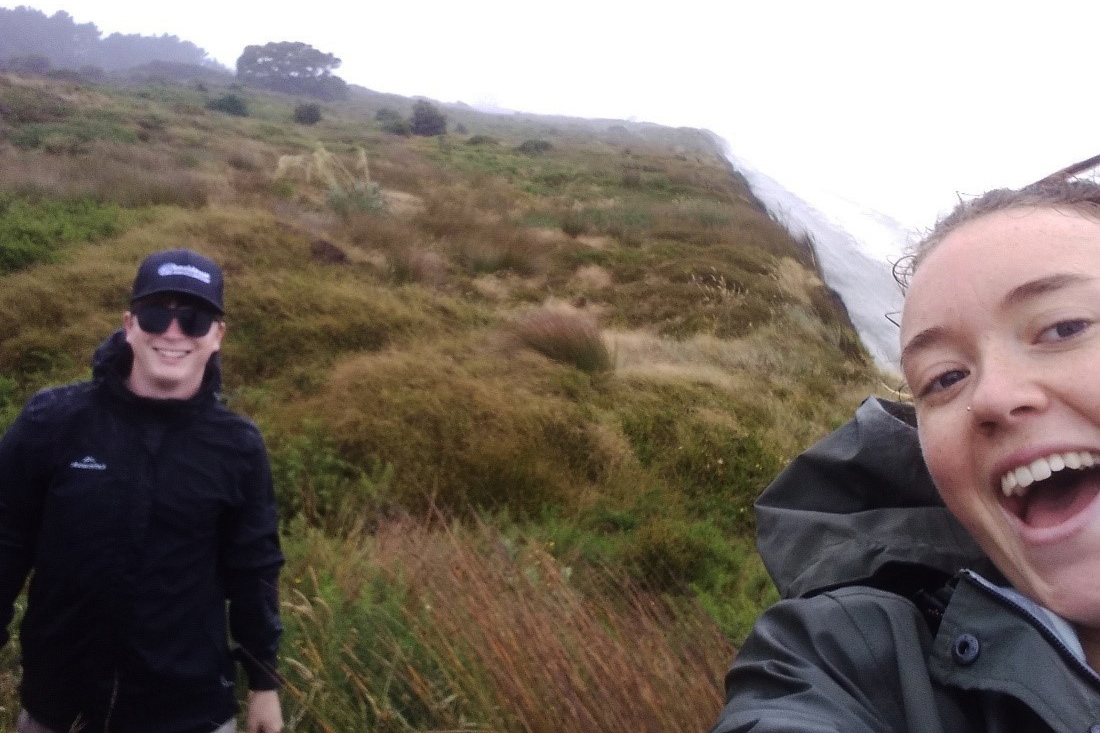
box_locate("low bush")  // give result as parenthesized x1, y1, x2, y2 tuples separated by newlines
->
(380, 117, 411, 135)
(0, 195, 127, 272)
(626, 516, 734, 592)
(615, 382, 781, 530)
(0, 83, 72, 124)
(269, 421, 396, 533)
(410, 100, 446, 136)
(517, 139, 553, 155)
(292, 103, 322, 125)
(205, 93, 248, 116)
(9, 120, 139, 153)
(292, 346, 618, 518)
(466, 134, 497, 146)
(0, 374, 19, 433)
(225, 272, 449, 381)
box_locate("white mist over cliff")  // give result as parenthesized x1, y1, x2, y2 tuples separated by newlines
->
(720, 146, 915, 374)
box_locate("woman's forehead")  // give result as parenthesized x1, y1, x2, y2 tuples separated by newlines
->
(900, 207, 1100, 339)
(919, 206, 1100, 274)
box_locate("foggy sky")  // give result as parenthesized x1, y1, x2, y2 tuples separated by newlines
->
(15, 1, 1100, 232)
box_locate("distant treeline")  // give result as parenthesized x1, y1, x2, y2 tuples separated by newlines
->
(0, 6, 227, 76)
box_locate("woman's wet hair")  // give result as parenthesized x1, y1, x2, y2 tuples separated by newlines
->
(894, 177, 1100, 290)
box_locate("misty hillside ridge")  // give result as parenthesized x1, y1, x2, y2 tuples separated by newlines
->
(0, 25, 887, 731)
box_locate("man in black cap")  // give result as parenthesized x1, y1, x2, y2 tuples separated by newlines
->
(0, 250, 285, 732)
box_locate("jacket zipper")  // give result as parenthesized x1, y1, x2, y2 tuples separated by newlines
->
(103, 671, 119, 733)
(961, 570, 1100, 687)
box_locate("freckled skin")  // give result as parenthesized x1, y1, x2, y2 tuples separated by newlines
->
(900, 207, 1100, 666)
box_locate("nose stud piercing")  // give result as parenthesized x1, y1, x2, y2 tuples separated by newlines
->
(967, 405, 972, 412)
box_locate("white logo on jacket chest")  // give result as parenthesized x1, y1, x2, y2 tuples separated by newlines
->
(70, 456, 107, 470)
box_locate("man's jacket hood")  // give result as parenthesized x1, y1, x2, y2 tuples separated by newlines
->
(756, 396, 999, 599)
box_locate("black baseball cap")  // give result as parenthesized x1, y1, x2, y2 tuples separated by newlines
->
(131, 249, 224, 314)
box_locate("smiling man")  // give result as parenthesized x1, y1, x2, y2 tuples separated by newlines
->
(0, 250, 284, 733)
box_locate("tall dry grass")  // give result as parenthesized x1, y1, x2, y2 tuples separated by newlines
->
(279, 518, 732, 732)
(0, 142, 209, 207)
(508, 305, 612, 374)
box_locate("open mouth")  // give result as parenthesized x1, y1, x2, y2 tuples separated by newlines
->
(154, 347, 191, 359)
(1000, 451, 1100, 530)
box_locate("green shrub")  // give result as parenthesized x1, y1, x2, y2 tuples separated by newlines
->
(0, 195, 127, 272)
(298, 347, 619, 519)
(9, 120, 139, 152)
(293, 102, 322, 125)
(616, 384, 780, 530)
(328, 183, 384, 216)
(626, 517, 733, 593)
(517, 139, 552, 155)
(205, 93, 248, 116)
(411, 100, 446, 136)
(269, 421, 395, 532)
(381, 117, 411, 136)
(466, 134, 497, 146)
(0, 85, 72, 124)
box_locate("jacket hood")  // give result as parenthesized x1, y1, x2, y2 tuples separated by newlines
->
(91, 329, 223, 398)
(756, 396, 998, 599)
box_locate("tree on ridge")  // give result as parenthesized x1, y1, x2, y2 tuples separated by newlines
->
(236, 41, 348, 100)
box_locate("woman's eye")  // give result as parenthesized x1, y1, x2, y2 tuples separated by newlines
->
(920, 369, 967, 397)
(1039, 319, 1090, 342)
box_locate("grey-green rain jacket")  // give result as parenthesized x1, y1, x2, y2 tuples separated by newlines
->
(710, 397, 1100, 733)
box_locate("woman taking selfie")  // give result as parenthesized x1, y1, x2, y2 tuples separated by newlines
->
(710, 173, 1100, 732)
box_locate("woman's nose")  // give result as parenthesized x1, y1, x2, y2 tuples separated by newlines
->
(968, 354, 1048, 427)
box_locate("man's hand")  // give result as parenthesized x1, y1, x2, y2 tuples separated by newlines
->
(246, 689, 283, 733)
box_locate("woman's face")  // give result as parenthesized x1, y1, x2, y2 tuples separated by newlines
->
(901, 206, 1100, 624)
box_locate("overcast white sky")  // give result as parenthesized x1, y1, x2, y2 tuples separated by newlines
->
(17, 1, 1100, 231)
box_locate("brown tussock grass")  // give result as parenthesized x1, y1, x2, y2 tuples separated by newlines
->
(571, 264, 613, 289)
(379, 189, 424, 217)
(575, 234, 613, 249)
(384, 520, 733, 733)
(772, 256, 822, 305)
(0, 142, 209, 207)
(370, 145, 450, 195)
(390, 245, 448, 286)
(471, 273, 513, 301)
(609, 323, 885, 460)
(508, 304, 612, 374)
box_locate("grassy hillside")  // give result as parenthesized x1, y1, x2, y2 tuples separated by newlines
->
(0, 69, 887, 730)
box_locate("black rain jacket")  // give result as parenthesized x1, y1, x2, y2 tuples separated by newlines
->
(0, 331, 284, 733)
(710, 397, 1100, 732)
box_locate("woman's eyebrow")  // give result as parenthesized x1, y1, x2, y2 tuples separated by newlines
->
(1004, 272, 1093, 306)
(900, 326, 946, 369)
(900, 274, 1095, 368)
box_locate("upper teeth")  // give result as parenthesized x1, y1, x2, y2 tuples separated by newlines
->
(1001, 451, 1100, 497)
(158, 349, 187, 358)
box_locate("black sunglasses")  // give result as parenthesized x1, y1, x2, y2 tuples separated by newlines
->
(133, 304, 218, 338)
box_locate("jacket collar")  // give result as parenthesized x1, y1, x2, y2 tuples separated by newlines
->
(931, 571, 1100, 730)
